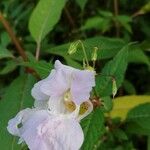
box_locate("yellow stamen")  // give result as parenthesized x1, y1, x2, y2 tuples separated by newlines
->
(79, 102, 90, 115)
(64, 101, 76, 112)
(64, 91, 76, 112)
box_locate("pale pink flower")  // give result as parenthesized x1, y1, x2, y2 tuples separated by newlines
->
(7, 109, 84, 150)
(32, 60, 95, 118)
(7, 60, 95, 150)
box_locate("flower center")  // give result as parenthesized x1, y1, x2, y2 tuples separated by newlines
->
(79, 102, 90, 115)
(63, 91, 90, 115)
(63, 91, 76, 112)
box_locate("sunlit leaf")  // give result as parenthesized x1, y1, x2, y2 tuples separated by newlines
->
(109, 95, 150, 120)
(29, 0, 66, 43)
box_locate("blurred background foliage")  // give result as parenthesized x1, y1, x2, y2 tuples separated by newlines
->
(0, 0, 150, 149)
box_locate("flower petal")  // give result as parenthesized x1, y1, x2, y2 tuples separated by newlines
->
(31, 79, 49, 101)
(7, 108, 34, 136)
(41, 60, 74, 97)
(20, 110, 84, 150)
(71, 70, 95, 105)
(31, 69, 56, 101)
(48, 96, 66, 114)
(34, 100, 49, 109)
(78, 100, 93, 120)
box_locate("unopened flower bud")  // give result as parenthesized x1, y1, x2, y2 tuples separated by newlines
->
(91, 47, 98, 61)
(112, 78, 117, 98)
(68, 41, 79, 55)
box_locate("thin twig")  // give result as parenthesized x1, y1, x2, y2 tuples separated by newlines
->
(113, 0, 120, 37)
(0, 12, 41, 79)
(64, 7, 76, 29)
(0, 12, 27, 61)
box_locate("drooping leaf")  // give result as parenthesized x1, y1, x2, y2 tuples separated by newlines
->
(128, 45, 150, 67)
(0, 75, 36, 149)
(0, 46, 14, 59)
(81, 108, 105, 150)
(0, 60, 18, 75)
(116, 15, 132, 33)
(137, 1, 150, 15)
(95, 45, 129, 97)
(29, 0, 66, 43)
(123, 80, 136, 94)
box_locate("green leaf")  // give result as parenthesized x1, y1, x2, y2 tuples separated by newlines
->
(101, 96, 113, 112)
(95, 45, 129, 97)
(1, 32, 11, 48)
(0, 46, 14, 59)
(113, 129, 128, 140)
(148, 136, 150, 150)
(109, 96, 150, 120)
(64, 57, 82, 69)
(126, 121, 150, 136)
(76, 0, 88, 10)
(116, 15, 132, 33)
(0, 60, 18, 75)
(128, 45, 150, 67)
(48, 36, 125, 61)
(21, 60, 52, 78)
(81, 16, 111, 33)
(99, 10, 113, 18)
(0, 75, 36, 149)
(29, 0, 66, 43)
(81, 16, 104, 30)
(123, 80, 136, 94)
(138, 1, 150, 14)
(81, 108, 105, 150)
(127, 103, 150, 130)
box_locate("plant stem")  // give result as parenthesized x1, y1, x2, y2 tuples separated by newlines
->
(0, 12, 27, 61)
(35, 42, 41, 61)
(64, 7, 75, 29)
(79, 40, 89, 67)
(113, 0, 120, 37)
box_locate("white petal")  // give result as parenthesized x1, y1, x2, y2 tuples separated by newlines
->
(7, 108, 34, 136)
(48, 96, 66, 114)
(41, 60, 77, 97)
(41, 69, 69, 97)
(31, 80, 49, 101)
(71, 70, 95, 105)
(31, 69, 56, 101)
(20, 111, 84, 150)
(34, 100, 49, 109)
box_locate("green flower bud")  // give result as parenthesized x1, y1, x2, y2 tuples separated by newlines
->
(68, 41, 79, 55)
(91, 47, 98, 61)
(112, 78, 117, 98)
